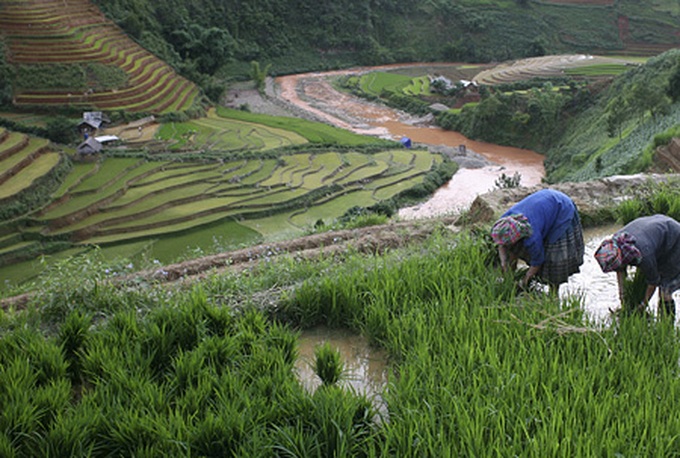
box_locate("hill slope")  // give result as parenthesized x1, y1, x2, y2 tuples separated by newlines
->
(0, 0, 203, 114)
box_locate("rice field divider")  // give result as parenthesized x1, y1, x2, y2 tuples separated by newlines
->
(81, 211, 243, 246)
(49, 161, 100, 200)
(108, 174, 223, 211)
(81, 195, 285, 240)
(123, 164, 226, 195)
(68, 158, 146, 195)
(0, 151, 62, 200)
(46, 167, 226, 226)
(112, 162, 211, 193)
(0, 131, 30, 162)
(100, 182, 301, 230)
(148, 80, 195, 114)
(38, 161, 158, 225)
(66, 190, 228, 240)
(60, 183, 221, 236)
(0, 137, 51, 185)
(331, 161, 390, 187)
(370, 172, 429, 201)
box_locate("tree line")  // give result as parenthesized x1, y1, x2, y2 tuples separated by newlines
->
(89, 0, 678, 84)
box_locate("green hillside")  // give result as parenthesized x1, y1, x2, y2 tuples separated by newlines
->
(92, 0, 680, 81)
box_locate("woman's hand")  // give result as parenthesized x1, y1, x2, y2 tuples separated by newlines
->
(498, 246, 509, 272)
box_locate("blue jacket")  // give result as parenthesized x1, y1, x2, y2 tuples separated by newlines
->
(502, 189, 577, 266)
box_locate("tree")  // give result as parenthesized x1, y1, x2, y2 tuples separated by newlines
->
(0, 39, 14, 106)
(45, 117, 79, 145)
(606, 97, 629, 139)
(250, 61, 272, 93)
(668, 61, 680, 102)
(170, 25, 235, 75)
(628, 82, 671, 120)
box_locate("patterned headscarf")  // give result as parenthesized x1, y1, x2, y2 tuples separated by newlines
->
(490, 214, 532, 246)
(594, 232, 642, 273)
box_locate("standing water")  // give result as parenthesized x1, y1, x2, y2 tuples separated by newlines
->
(567, 225, 678, 324)
(295, 326, 389, 415)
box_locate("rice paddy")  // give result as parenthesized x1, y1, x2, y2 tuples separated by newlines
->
(0, 140, 445, 288)
(2, 218, 680, 456)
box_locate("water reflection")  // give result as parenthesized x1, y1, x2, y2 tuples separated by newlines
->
(295, 326, 389, 413)
(563, 224, 678, 324)
(561, 225, 621, 323)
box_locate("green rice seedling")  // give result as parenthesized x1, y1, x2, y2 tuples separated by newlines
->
(270, 423, 324, 458)
(40, 402, 103, 457)
(0, 328, 68, 386)
(171, 349, 211, 395)
(0, 433, 16, 458)
(101, 409, 179, 457)
(615, 197, 646, 224)
(58, 310, 91, 384)
(650, 189, 675, 216)
(0, 356, 59, 455)
(309, 385, 377, 456)
(188, 411, 247, 457)
(314, 342, 344, 386)
(265, 320, 299, 366)
(143, 304, 205, 378)
(616, 268, 651, 318)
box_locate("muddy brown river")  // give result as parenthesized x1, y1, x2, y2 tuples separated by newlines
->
(276, 66, 545, 217)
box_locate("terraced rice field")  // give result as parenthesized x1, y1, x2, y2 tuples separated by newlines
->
(0, 128, 62, 200)
(1, 143, 443, 285)
(472, 54, 640, 85)
(158, 116, 308, 152)
(356, 72, 433, 98)
(20, 149, 441, 251)
(0, 0, 201, 113)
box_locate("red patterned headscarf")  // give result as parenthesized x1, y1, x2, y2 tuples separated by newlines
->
(594, 232, 642, 273)
(490, 214, 532, 246)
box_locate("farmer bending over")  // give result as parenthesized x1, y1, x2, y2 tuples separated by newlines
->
(594, 214, 680, 317)
(490, 189, 585, 294)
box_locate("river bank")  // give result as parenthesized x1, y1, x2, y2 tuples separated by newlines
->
(226, 69, 545, 219)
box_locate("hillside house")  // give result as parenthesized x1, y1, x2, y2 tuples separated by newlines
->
(76, 137, 103, 156)
(77, 111, 110, 138)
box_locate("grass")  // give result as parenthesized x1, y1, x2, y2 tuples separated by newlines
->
(0, 152, 61, 198)
(3, 216, 680, 455)
(216, 107, 388, 146)
(564, 63, 632, 77)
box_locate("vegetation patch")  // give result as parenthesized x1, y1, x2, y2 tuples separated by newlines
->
(14, 63, 129, 92)
(1, 144, 447, 289)
(4, 213, 680, 454)
(215, 107, 384, 146)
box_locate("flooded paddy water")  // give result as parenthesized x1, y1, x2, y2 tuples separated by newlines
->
(295, 326, 389, 415)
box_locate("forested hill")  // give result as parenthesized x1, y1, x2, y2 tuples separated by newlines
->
(93, 0, 680, 81)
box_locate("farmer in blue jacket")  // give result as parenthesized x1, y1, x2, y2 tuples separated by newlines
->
(595, 214, 680, 317)
(490, 189, 585, 294)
